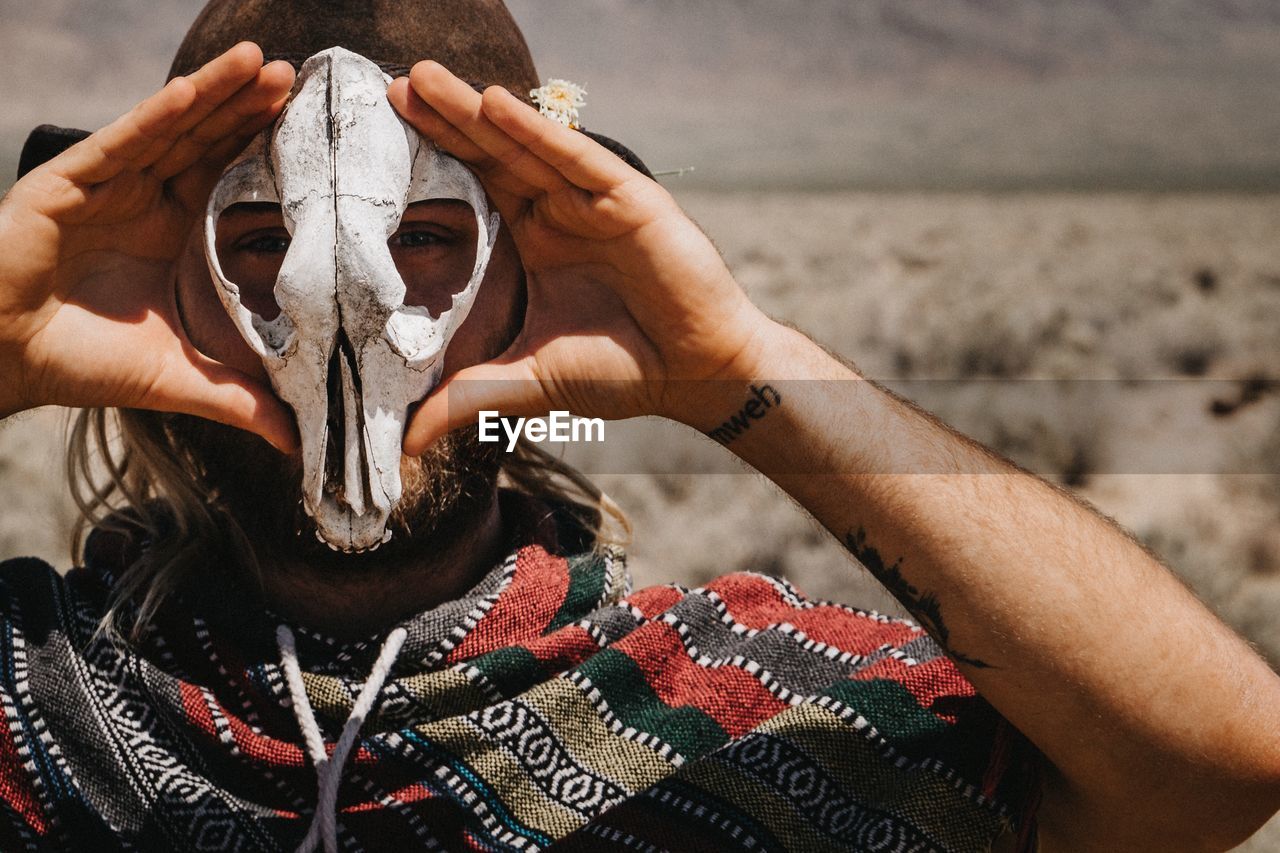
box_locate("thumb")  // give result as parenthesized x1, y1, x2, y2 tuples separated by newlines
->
(404, 357, 547, 457)
(148, 350, 298, 454)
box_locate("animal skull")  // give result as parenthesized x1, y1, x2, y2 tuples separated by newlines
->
(204, 47, 500, 553)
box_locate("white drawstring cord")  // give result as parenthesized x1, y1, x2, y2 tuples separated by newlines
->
(277, 626, 328, 769)
(277, 625, 408, 853)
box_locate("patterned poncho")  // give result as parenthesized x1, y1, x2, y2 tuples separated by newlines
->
(0, 494, 1040, 851)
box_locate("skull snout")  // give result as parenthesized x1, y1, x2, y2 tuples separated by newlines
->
(314, 210, 407, 523)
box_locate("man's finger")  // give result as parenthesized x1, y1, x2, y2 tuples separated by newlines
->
(50, 43, 266, 186)
(151, 348, 299, 455)
(404, 62, 570, 196)
(404, 359, 546, 456)
(151, 60, 295, 181)
(203, 94, 290, 166)
(387, 79, 540, 218)
(168, 118, 268, 218)
(388, 78, 491, 164)
(50, 78, 199, 186)
(169, 95, 289, 215)
(481, 85, 638, 194)
(136, 42, 271, 168)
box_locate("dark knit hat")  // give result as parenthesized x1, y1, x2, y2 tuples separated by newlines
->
(19, 0, 650, 180)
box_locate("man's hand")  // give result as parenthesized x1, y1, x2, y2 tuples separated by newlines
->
(0, 42, 296, 451)
(388, 62, 775, 456)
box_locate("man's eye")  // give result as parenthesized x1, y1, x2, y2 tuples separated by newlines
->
(235, 233, 291, 254)
(392, 228, 451, 249)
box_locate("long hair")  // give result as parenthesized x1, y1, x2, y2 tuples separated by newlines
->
(67, 407, 629, 639)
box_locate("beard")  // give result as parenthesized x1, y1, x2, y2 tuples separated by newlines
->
(171, 414, 503, 576)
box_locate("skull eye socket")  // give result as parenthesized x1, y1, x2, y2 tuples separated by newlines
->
(212, 199, 483, 327)
(393, 199, 479, 317)
(214, 202, 287, 321)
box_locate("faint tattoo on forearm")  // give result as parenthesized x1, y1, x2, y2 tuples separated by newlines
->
(844, 527, 992, 669)
(707, 384, 782, 445)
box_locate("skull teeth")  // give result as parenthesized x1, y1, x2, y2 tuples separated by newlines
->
(314, 531, 392, 555)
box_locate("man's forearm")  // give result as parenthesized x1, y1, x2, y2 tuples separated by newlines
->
(683, 321, 1280, 849)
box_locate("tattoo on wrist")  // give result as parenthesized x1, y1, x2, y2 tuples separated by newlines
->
(844, 528, 992, 669)
(707, 384, 782, 445)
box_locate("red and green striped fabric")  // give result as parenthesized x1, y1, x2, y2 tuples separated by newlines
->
(0, 493, 1040, 850)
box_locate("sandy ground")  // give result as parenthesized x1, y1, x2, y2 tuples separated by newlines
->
(2, 191, 1279, 847)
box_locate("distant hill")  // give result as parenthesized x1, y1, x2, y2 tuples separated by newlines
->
(3, 0, 1279, 190)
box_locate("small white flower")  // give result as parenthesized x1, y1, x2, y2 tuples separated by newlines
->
(530, 78, 587, 128)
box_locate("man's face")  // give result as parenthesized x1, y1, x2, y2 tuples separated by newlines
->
(173, 187, 525, 569)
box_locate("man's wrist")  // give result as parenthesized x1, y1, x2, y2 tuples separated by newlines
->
(666, 319, 851, 437)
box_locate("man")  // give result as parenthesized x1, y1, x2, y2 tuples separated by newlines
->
(0, 1, 1276, 850)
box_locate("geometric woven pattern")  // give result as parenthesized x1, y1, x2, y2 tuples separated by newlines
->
(0, 493, 1040, 851)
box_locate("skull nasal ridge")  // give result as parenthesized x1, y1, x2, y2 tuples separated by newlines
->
(320, 54, 375, 521)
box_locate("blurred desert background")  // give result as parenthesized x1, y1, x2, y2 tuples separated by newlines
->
(2, 1, 1280, 847)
